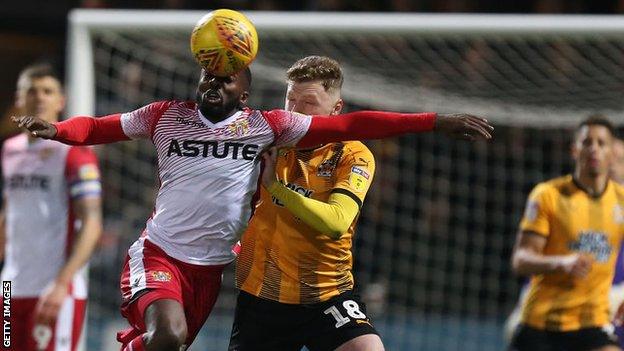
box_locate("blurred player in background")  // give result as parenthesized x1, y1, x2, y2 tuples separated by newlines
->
(1, 63, 103, 351)
(505, 135, 624, 348)
(14, 64, 492, 350)
(229, 56, 384, 351)
(612, 139, 624, 184)
(510, 116, 623, 351)
(610, 138, 624, 348)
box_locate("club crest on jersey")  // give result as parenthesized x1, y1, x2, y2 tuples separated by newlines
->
(228, 119, 250, 137)
(568, 231, 612, 263)
(317, 158, 338, 177)
(151, 271, 172, 282)
(614, 204, 624, 224)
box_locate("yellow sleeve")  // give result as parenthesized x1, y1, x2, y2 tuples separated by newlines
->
(332, 144, 376, 206)
(266, 182, 360, 240)
(519, 183, 552, 237)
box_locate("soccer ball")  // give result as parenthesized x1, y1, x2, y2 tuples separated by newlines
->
(190, 9, 259, 77)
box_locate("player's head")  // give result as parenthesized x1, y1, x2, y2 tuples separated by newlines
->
(15, 63, 65, 123)
(196, 67, 251, 119)
(572, 115, 617, 178)
(285, 56, 344, 116)
(611, 138, 624, 184)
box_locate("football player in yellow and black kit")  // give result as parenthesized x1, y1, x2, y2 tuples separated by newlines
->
(227, 56, 491, 351)
(228, 56, 382, 351)
(510, 116, 624, 351)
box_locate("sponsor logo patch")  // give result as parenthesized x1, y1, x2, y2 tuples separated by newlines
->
(568, 231, 613, 263)
(272, 181, 313, 207)
(167, 139, 259, 160)
(348, 166, 370, 192)
(524, 200, 539, 222)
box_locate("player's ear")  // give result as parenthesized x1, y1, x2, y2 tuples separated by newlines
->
(331, 98, 344, 116)
(239, 91, 249, 107)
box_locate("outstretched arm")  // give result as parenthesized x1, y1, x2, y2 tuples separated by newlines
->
(12, 114, 129, 145)
(11, 101, 172, 145)
(295, 111, 492, 148)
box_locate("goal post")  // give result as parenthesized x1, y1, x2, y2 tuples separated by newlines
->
(67, 10, 624, 123)
(67, 9, 624, 351)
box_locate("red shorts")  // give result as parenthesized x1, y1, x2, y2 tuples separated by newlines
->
(117, 238, 225, 348)
(4, 296, 86, 351)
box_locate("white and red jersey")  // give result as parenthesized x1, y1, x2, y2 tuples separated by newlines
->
(1, 134, 101, 298)
(119, 101, 311, 265)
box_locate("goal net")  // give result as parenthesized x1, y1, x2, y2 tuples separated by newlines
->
(67, 10, 624, 351)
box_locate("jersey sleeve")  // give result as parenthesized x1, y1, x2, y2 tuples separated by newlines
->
(332, 144, 376, 208)
(261, 109, 312, 148)
(120, 101, 173, 139)
(519, 183, 552, 237)
(65, 146, 101, 200)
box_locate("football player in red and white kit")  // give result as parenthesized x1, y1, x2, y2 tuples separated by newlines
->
(14, 66, 493, 351)
(1, 63, 103, 351)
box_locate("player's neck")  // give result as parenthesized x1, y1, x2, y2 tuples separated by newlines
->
(199, 108, 240, 124)
(573, 169, 610, 197)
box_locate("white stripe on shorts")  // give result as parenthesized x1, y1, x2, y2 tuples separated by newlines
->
(55, 296, 75, 351)
(128, 237, 148, 298)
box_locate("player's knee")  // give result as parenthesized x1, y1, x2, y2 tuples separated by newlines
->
(145, 319, 188, 350)
(335, 334, 384, 351)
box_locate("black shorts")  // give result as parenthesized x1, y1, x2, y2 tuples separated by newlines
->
(228, 290, 379, 351)
(510, 324, 620, 351)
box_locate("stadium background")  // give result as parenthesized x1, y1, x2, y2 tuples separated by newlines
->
(2, 1, 624, 350)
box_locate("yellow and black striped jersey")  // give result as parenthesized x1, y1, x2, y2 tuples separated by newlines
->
(519, 175, 624, 331)
(236, 141, 375, 304)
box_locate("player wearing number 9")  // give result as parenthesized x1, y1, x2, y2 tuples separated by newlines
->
(1, 63, 103, 351)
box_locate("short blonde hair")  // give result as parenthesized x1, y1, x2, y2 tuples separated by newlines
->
(286, 56, 343, 92)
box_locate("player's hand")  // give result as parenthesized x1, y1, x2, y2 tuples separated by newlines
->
(261, 147, 278, 188)
(435, 113, 493, 141)
(559, 253, 594, 278)
(35, 281, 69, 326)
(11, 115, 57, 139)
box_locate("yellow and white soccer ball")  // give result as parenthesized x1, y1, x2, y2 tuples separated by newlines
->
(190, 9, 259, 77)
